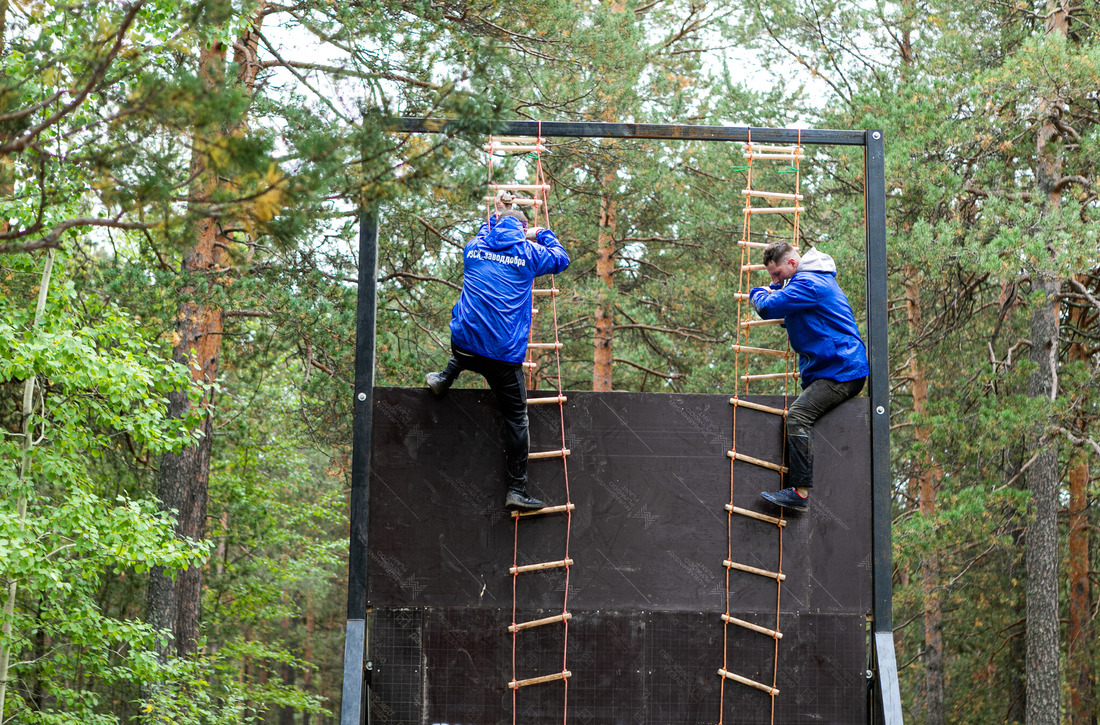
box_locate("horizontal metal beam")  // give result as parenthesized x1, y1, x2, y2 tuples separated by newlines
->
(391, 117, 867, 146)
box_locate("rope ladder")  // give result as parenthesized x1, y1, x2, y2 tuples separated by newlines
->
(485, 131, 575, 724)
(718, 132, 805, 724)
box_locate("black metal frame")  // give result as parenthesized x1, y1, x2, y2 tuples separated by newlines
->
(342, 118, 901, 725)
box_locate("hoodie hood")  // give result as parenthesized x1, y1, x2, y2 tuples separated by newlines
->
(797, 247, 836, 275)
(485, 216, 527, 251)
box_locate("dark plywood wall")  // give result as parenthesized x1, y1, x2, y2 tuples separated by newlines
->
(367, 388, 872, 724)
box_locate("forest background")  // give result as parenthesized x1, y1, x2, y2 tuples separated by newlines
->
(1, 0, 1099, 724)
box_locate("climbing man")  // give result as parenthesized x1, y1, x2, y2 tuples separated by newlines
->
(749, 241, 869, 510)
(426, 195, 570, 512)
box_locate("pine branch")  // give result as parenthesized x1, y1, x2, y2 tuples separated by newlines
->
(613, 357, 682, 380)
(0, 217, 155, 254)
(0, 1, 145, 156)
(612, 323, 720, 343)
(378, 271, 461, 291)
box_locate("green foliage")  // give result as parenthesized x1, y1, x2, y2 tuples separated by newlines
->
(0, 252, 207, 724)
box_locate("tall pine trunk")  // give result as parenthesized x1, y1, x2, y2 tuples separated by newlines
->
(905, 268, 945, 725)
(1023, 269, 1060, 725)
(1066, 454, 1091, 725)
(145, 4, 266, 663)
(1067, 298, 1093, 725)
(0, 0, 11, 240)
(592, 168, 616, 391)
(146, 40, 227, 661)
(1024, 2, 1068, 710)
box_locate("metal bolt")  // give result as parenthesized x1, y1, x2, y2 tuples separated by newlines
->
(866, 669, 874, 679)
(872, 131, 881, 140)
(357, 392, 367, 401)
(876, 405, 885, 415)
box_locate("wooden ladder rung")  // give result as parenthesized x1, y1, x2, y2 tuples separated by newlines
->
(725, 504, 786, 527)
(729, 397, 788, 417)
(744, 143, 803, 154)
(508, 612, 572, 632)
(485, 144, 548, 153)
(738, 240, 799, 250)
(741, 263, 767, 271)
(508, 670, 571, 689)
(742, 189, 803, 200)
(723, 559, 786, 581)
(489, 183, 551, 191)
(732, 343, 790, 357)
(745, 206, 803, 215)
(742, 151, 804, 161)
(740, 318, 785, 328)
(512, 502, 575, 519)
(531, 307, 539, 314)
(511, 558, 573, 575)
(484, 196, 543, 206)
(527, 395, 566, 405)
(722, 613, 782, 639)
(533, 287, 560, 296)
(727, 450, 788, 474)
(528, 342, 563, 350)
(490, 136, 543, 144)
(717, 668, 779, 695)
(522, 361, 538, 370)
(740, 371, 799, 382)
(528, 448, 570, 460)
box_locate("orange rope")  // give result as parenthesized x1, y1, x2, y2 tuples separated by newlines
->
(511, 512, 519, 725)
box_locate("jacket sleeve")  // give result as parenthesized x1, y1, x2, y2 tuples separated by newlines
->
(752, 276, 820, 319)
(529, 228, 570, 276)
(749, 287, 770, 313)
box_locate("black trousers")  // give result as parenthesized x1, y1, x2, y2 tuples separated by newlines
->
(786, 376, 866, 489)
(441, 342, 529, 489)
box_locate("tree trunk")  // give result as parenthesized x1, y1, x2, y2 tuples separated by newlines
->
(1023, 270, 1060, 725)
(1, 0, 11, 238)
(146, 3, 266, 663)
(279, 645, 296, 725)
(905, 268, 945, 725)
(592, 172, 616, 391)
(1023, 6, 1068, 721)
(303, 597, 315, 725)
(0, 0, 8, 60)
(1067, 299, 1093, 725)
(1066, 453, 1091, 725)
(146, 39, 228, 661)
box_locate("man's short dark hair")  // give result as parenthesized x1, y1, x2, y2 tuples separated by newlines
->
(499, 209, 528, 227)
(762, 241, 795, 267)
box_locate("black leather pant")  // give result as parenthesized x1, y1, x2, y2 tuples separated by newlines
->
(786, 377, 866, 489)
(441, 342, 529, 489)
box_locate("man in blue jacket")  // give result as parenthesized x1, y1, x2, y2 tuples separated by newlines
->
(749, 241, 869, 510)
(426, 204, 570, 512)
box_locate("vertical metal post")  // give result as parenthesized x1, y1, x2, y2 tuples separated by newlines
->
(340, 205, 379, 725)
(864, 130, 903, 723)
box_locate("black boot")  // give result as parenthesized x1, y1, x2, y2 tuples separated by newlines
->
(425, 371, 450, 396)
(426, 358, 463, 396)
(504, 486, 544, 512)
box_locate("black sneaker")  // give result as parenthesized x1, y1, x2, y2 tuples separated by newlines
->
(426, 372, 450, 396)
(761, 487, 809, 510)
(504, 488, 544, 512)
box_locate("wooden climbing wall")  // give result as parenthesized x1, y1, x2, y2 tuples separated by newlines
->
(366, 387, 872, 724)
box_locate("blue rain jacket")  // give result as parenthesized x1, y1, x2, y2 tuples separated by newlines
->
(749, 248, 869, 387)
(450, 215, 570, 363)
